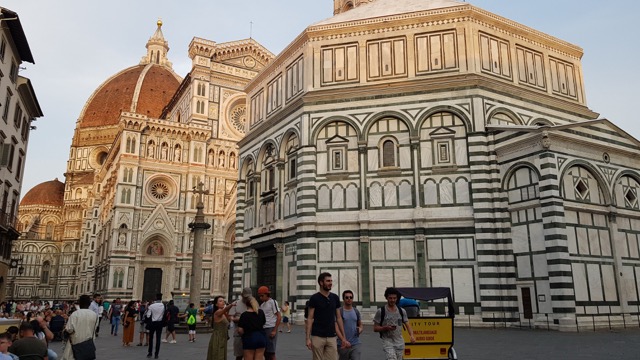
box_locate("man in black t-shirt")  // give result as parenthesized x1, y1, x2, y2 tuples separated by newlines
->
(9, 322, 49, 360)
(163, 300, 180, 343)
(305, 272, 350, 360)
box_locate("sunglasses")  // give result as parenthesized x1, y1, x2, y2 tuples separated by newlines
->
(344, 296, 353, 300)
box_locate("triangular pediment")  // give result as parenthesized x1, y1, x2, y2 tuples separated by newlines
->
(213, 39, 275, 72)
(552, 119, 640, 151)
(326, 134, 349, 144)
(140, 205, 176, 240)
(429, 126, 456, 137)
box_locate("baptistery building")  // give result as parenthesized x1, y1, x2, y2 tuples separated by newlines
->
(9, 22, 273, 302)
(234, 0, 640, 328)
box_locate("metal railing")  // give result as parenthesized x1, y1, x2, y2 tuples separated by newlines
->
(0, 208, 17, 229)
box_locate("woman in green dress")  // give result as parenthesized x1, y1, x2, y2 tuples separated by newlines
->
(206, 296, 236, 360)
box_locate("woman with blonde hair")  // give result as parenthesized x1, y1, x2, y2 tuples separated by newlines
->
(237, 296, 266, 360)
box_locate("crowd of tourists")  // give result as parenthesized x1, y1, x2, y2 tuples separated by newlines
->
(0, 272, 414, 360)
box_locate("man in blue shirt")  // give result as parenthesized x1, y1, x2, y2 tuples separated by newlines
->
(305, 272, 350, 360)
(337, 290, 362, 360)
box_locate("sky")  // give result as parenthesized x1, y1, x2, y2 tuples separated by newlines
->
(3, 0, 638, 193)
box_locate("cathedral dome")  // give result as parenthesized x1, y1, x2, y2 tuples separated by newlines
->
(77, 21, 182, 129)
(20, 178, 65, 207)
(78, 64, 181, 128)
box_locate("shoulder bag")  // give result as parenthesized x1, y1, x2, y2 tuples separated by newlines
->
(70, 315, 99, 360)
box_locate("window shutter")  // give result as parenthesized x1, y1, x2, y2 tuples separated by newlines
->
(0, 143, 11, 167)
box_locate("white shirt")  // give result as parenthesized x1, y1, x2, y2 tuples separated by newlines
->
(146, 301, 165, 321)
(260, 298, 280, 328)
(89, 301, 101, 316)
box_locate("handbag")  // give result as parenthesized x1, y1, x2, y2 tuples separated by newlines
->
(71, 338, 96, 360)
(70, 313, 99, 360)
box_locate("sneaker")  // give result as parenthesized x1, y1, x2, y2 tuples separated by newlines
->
(170, 340, 177, 344)
(161, 339, 168, 343)
(146, 354, 152, 358)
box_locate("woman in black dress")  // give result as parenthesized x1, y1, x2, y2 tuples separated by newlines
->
(237, 296, 266, 360)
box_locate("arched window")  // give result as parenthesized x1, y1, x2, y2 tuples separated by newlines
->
(41, 261, 51, 284)
(126, 136, 136, 153)
(193, 146, 203, 163)
(382, 140, 396, 167)
(185, 271, 190, 289)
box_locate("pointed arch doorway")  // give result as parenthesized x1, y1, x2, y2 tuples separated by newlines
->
(143, 268, 163, 302)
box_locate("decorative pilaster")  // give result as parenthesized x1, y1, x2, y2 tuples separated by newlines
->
(537, 149, 575, 319)
(275, 243, 285, 302)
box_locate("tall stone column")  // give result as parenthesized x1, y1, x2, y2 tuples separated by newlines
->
(188, 182, 211, 305)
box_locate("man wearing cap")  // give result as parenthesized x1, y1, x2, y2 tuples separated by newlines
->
(258, 286, 282, 360)
(230, 287, 253, 360)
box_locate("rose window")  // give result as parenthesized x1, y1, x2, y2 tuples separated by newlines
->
(150, 180, 171, 200)
(230, 105, 246, 134)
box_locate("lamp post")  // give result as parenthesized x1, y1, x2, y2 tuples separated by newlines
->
(9, 256, 24, 300)
(187, 182, 210, 306)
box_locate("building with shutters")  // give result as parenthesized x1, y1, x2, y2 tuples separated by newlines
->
(0, 7, 43, 302)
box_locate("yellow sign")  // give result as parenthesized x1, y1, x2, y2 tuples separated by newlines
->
(401, 317, 453, 359)
(402, 318, 453, 343)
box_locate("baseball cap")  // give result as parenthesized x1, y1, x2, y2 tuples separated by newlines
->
(258, 286, 270, 295)
(241, 287, 253, 298)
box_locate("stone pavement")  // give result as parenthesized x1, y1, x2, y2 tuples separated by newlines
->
(47, 322, 640, 359)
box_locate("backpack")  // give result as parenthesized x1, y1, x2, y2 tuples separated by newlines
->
(162, 306, 170, 327)
(186, 313, 196, 325)
(377, 306, 406, 338)
(339, 307, 361, 323)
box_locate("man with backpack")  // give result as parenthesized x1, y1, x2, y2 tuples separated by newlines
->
(337, 290, 362, 360)
(258, 286, 281, 360)
(373, 287, 416, 360)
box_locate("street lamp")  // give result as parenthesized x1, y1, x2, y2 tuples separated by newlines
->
(9, 256, 24, 300)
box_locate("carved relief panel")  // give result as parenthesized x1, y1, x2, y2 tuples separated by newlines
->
(415, 30, 458, 75)
(479, 32, 512, 80)
(367, 37, 407, 80)
(321, 43, 359, 85)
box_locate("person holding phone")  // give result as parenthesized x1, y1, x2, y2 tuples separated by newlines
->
(373, 287, 415, 360)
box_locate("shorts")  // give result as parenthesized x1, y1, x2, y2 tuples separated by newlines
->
(282, 316, 289, 323)
(167, 322, 176, 332)
(139, 322, 149, 333)
(188, 324, 196, 331)
(264, 327, 277, 353)
(242, 330, 267, 350)
(233, 335, 243, 357)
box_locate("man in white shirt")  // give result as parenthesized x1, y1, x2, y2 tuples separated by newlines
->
(145, 293, 165, 359)
(258, 286, 281, 360)
(88, 293, 102, 337)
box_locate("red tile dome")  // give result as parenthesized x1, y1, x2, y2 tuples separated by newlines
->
(77, 64, 181, 128)
(20, 178, 65, 207)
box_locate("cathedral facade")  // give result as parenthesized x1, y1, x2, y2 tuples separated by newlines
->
(9, 22, 273, 302)
(234, 0, 640, 328)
